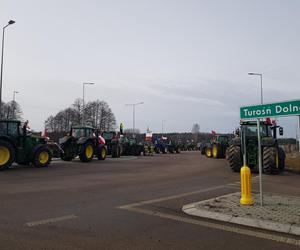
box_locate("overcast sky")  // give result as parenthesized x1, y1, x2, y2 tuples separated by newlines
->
(1, 0, 300, 137)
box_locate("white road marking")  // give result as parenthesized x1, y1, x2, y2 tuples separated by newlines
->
(118, 185, 235, 209)
(26, 214, 78, 227)
(118, 183, 300, 247)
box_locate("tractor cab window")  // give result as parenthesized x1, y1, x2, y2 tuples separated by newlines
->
(102, 132, 114, 140)
(0, 122, 6, 134)
(217, 136, 228, 143)
(72, 128, 85, 138)
(243, 125, 269, 137)
(0, 122, 19, 136)
(7, 122, 19, 136)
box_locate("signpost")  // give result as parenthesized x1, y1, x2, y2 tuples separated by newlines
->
(240, 99, 300, 206)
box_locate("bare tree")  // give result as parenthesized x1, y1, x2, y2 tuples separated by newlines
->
(45, 99, 116, 132)
(0, 101, 23, 120)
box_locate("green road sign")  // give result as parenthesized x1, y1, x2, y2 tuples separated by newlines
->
(240, 99, 300, 119)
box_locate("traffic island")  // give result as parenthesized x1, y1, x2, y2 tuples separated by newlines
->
(182, 192, 300, 236)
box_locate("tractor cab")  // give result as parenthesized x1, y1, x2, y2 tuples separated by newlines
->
(70, 126, 95, 139)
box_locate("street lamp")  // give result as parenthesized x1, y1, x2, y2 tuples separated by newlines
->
(0, 20, 15, 116)
(248, 72, 263, 104)
(12, 90, 19, 119)
(82, 82, 95, 125)
(125, 102, 144, 137)
(162, 120, 166, 134)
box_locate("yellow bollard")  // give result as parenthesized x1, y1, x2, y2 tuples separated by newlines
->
(240, 165, 254, 205)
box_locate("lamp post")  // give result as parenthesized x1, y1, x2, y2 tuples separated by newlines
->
(162, 120, 166, 134)
(82, 82, 95, 125)
(0, 20, 15, 116)
(248, 72, 263, 104)
(125, 102, 144, 137)
(12, 90, 19, 119)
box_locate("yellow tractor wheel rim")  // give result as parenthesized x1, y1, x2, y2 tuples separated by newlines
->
(39, 151, 49, 164)
(0, 146, 10, 166)
(85, 145, 93, 158)
(212, 146, 218, 158)
(101, 148, 106, 158)
(206, 148, 211, 157)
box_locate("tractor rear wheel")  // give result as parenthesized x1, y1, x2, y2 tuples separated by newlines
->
(212, 144, 221, 158)
(263, 147, 279, 175)
(226, 145, 242, 172)
(0, 140, 15, 170)
(205, 147, 212, 158)
(60, 143, 74, 161)
(97, 146, 107, 160)
(111, 144, 120, 158)
(79, 142, 94, 162)
(33, 146, 52, 168)
(278, 147, 285, 171)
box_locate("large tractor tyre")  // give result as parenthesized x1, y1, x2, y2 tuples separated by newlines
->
(79, 142, 94, 162)
(205, 147, 212, 158)
(111, 144, 119, 158)
(0, 140, 15, 170)
(263, 147, 279, 175)
(133, 147, 142, 156)
(118, 145, 123, 157)
(212, 144, 222, 159)
(97, 146, 107, 160)
(278, 147, 286, 172)
(33, 146, 52, 168)
(200, 147, 206, 155)
(226, 145, 242, 172)
(60, 144, 75, 161)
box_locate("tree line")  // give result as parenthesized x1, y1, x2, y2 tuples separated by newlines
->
(0, 101, 23, 120)
(45, 98, 116, 132)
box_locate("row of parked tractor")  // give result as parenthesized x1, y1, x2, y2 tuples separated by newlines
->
(200, 120, 286, 175)
(0, 119, 184, 170)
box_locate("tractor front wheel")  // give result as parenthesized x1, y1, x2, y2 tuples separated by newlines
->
(205, 147, 212, 158)
(33, 146, 52, 168)
(226, 145, 242, 172)
(97, 145, 107, 160)
(0, 140, 15, 170)
(79, 142, 94, 162)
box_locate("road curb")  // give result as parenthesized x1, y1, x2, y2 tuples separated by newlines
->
(182, 192, 300, 236)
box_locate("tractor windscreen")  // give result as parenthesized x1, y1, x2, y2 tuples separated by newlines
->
(102, 132, 114, 140)
(243, 124, 271, 137)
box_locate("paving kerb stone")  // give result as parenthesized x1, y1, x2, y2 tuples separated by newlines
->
(182, 192, 300, 236)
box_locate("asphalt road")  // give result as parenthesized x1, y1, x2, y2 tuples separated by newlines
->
(0, 152, 299, 250)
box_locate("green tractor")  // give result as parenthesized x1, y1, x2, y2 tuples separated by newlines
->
(226, 121, 285, 175)
(205, 135, 229, 158)
(0, 119, 53, 169)
(101, 131, 123, 158)
(120, 136, 143, 156)
(167, 140, 181, 154)
(59, 126, 107, 162)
